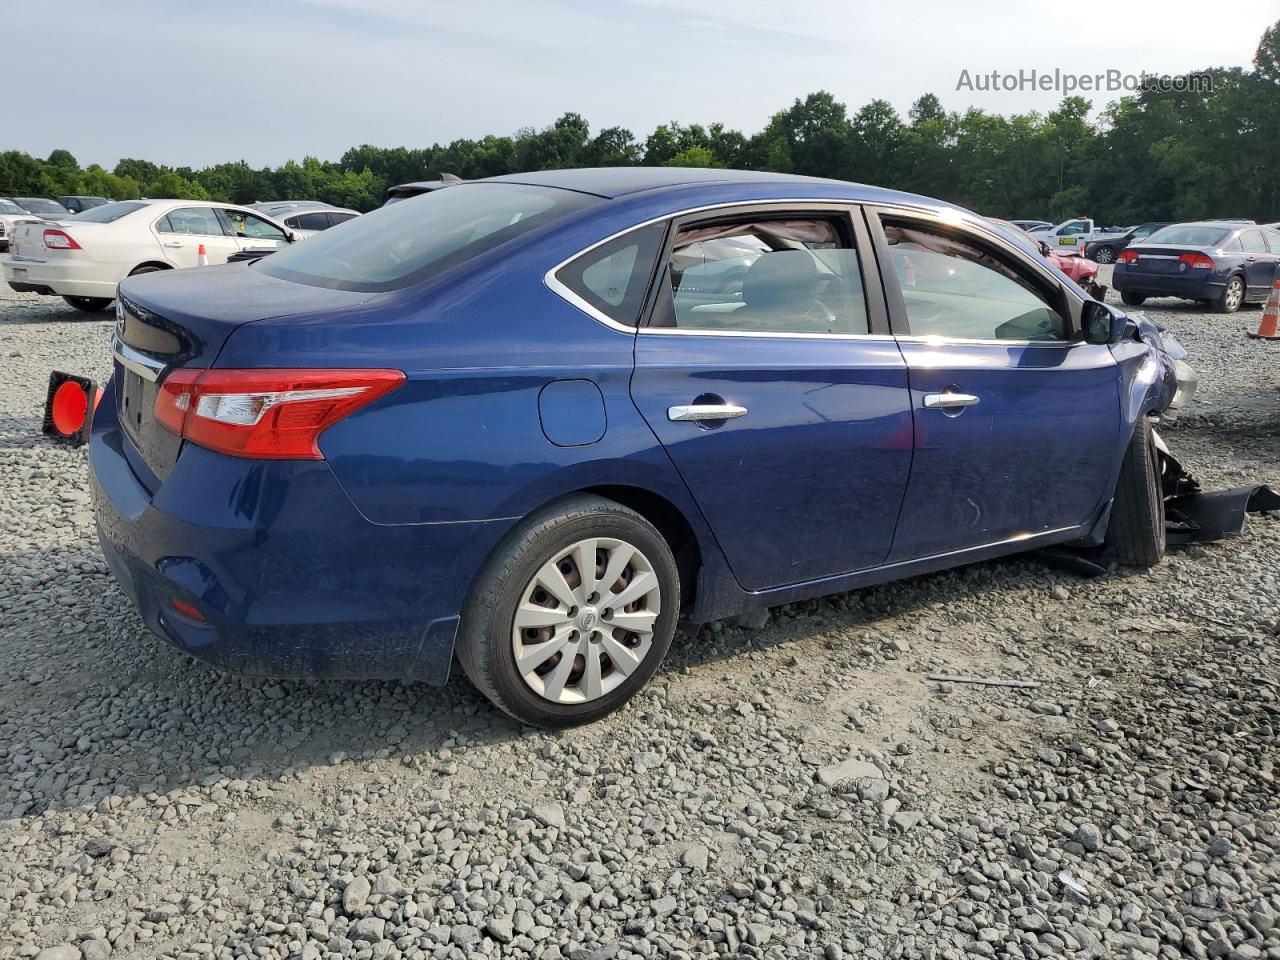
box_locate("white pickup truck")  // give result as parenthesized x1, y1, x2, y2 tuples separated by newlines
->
(1027, 218, 1127, 252)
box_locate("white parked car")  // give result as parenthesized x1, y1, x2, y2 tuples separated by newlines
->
(2, 199, 297, 312)
(247, 201, 360, 237)
(0, 197, 57, 254)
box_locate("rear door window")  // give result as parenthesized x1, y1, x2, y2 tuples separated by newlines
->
(657, 216, 869, 335)
(223, 209, 288, 240)
(158, 207, 228, 236)
(1240, 229, 1267, 254)
(555, 222, 665, 327)
(882, 218, 1066, 342)
(328, 212, 357, 226)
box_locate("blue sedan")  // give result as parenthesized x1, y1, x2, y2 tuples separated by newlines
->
(1113, 221, 1280, 313)
(92, 168, 1189, 726)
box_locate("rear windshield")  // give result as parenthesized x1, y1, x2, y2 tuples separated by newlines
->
(258, 184, 599, 292)
(72, 201, 149, 223)
(1145, 225, 1230, 247)
(13, 198, 69, 215)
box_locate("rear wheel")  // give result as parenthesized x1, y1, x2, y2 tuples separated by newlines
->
(1214, 275, 1245, 314)
(1120, 291, 1146, 307)
(62, 296, 113, 313)
(1093, 246, 1116, 264)
(128, 264, 167, 278)
(1106, 418, 1166, 567)
(456, 495, 680, 727)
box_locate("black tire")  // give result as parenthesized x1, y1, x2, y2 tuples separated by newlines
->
(62, 296, 113, 313)
(1106, 418, 1166, 567)
(1213, 275, 1245, 314)
(456, 495, 680, 728)
(128, 264, 167, 278)
(1120, 291, 1146, 307)
(1093, 246, 1116, 264)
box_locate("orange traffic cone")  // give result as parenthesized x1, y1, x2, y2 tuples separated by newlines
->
(1249, 273, 1280, 340)
(197, 243, 209, 267)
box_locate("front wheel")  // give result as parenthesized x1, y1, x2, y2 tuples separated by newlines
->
(456, 495, 680, 727)
(62, 296, 113, 313)
(1106, 418, 1166, 567)
(1120, 291, 1146, 307)
(1214, 275, 1245, 314)
(1093, 246, 1116, 264)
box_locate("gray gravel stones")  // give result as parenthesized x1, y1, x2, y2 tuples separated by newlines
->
(1, 282, 1279, 958)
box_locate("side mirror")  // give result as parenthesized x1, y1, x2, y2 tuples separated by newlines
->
(1081, 301, 1130, 345)
(284, 230, 297, 243)
(1038, 240, 1052, 257)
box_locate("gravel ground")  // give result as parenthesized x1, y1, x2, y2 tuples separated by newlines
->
(1, 272, 1278, 960)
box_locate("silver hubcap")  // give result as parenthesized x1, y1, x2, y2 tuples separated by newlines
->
(1097, 247, 1113, 263)
(1226, 280, 1243, 310)
(511, 537, 662, 704)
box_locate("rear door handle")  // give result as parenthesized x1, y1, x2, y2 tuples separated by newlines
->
(162, 241, 184, 248)
(923, 392, 980, 410)
(668, 403, 748, 422)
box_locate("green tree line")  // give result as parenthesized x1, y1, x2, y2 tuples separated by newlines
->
(4, 20, 1278, 224)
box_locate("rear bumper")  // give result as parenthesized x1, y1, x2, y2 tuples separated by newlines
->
(90, 376, 512, 682)
(4, 255, 120, 298)
(1112, 269, 1226, 300)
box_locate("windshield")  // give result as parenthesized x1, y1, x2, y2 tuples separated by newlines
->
(13, 198, 69, 216)
(0, 200, 24, 215)
(257, 183, 599, 292)
(1145, 225, 1230, 247)
(71, 201, 149, 223)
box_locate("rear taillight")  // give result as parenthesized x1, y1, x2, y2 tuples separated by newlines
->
(1116, 250, 1139, 265)
(1179, 253, 1214, 270)
(43, 228, 81, 250)
(154, 368, 404, 459)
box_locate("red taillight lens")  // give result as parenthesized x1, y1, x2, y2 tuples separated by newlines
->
(153, 368, 404, 459)
(1116, 250, 1139, 265)
(43, 228, 81, 250)
(1179, 253, 1214, 270)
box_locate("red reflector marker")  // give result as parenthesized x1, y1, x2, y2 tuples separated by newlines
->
(168, 597, 206, 622)
(41, 371, 100, 445)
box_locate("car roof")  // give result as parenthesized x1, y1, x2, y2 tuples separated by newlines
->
(483, 166, 892, 200)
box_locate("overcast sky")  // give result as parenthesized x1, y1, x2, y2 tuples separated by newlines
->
(5, 0, 1277, 169)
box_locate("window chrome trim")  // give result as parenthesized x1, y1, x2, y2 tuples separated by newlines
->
(543, 197, 926, 338)
(542, 196, 1089, 347)
(893, 335, 1076, 348)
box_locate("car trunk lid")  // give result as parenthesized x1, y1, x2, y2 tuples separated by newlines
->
(1122, 243, 1215, 276)
(113, 262, 376, 487)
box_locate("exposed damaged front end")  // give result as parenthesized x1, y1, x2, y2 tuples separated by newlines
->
(1128, 312, 1199, 423)
(1127, 312, 1276, 547)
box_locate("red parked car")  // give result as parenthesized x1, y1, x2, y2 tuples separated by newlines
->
(988, 218, 1106, 300)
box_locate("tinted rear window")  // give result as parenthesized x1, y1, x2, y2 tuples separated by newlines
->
(1145, 226, 1230, 247)
(72, 201, 149, 223)
(14, 198, 68, 215)
(257, 184, 599, 292)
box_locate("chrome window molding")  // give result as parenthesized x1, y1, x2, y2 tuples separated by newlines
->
(543, 197, 906, 339)
(543, 196, 1087, 347)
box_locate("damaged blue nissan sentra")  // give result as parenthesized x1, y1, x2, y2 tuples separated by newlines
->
(91, 168, 1196, 726)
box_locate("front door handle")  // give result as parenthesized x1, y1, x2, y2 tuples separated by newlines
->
(922, 392, 980, 410)
(668, 403, 748, 422)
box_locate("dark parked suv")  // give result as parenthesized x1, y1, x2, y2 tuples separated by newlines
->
(1112, 221, 1280, 313)
(1085, 222, 1168, 264)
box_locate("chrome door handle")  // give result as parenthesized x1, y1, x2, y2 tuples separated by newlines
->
(162, 241, 184, 248)
(668, 403, 748, 422)
(923, 392, 980, 409)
